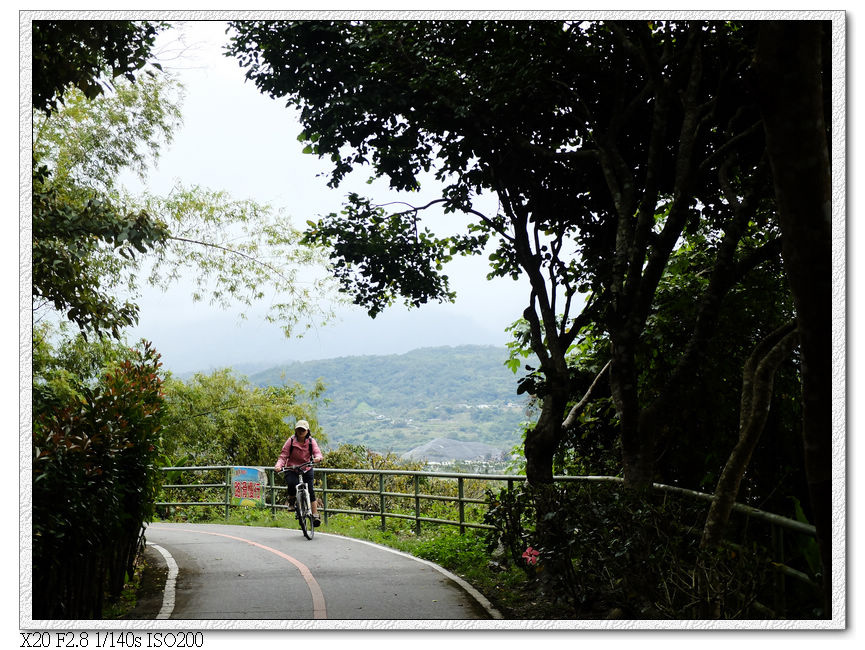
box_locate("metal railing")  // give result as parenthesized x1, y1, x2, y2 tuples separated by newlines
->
(155, 465, 816, 538)
(307, 467, 505, 535)
(156, 466, 514, 534)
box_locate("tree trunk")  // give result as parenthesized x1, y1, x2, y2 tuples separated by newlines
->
(701, 322, 799, 549)
(755, 20, 833, 617)
(610, 329, 654, 487)
(524, 384, 569, 485)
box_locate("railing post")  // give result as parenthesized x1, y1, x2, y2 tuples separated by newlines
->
(458, 477, 465, 535)
(268, 468, 275, 516)
(414, 474, 421, 536)
(772, 523, 786, 617)
(224, 467, 231, 519)
(322, 472, 328, 526)
(379, 473, 386, 531)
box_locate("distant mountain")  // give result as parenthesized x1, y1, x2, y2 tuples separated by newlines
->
(172, 361, 278, 382)
(248, 345, 535, 454)
(401, 437, 505, 462)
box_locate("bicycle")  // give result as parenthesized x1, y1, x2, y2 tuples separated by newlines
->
(279, 462, 316, 540)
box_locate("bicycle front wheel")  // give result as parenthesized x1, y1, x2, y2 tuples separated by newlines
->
(304, 511, 315, 540)
(296, 500, 309, 538)
(301, 495, 314, 540)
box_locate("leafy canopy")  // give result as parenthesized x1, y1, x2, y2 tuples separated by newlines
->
(32, 21, 172, 338)
(33, 23, 338, 339)
(32, 164, 169, 338)
(32, 20, 168, 115)
(226, 21, 609, 309)
(226, 20, 789, 491)
(226, 20, 761, 322)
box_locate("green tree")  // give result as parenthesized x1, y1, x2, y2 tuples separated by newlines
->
(224, 21, 840, 614)
(33, 20, 339, 341)
(30, 21, 171, 610)
(160, 369, 327, 467)
(32, 68, 181, 335)
(225, 20, 784, 490)
(508, 223, 803, 505)
(138, 184, 336, 338)
(32, 20, 172, 338)
(33, 70, 183, 194)
(32, 165, 169, 337)
(32, 20, 168, 116)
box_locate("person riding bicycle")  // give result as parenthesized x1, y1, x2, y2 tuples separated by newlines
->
(275, 419, 324, 526)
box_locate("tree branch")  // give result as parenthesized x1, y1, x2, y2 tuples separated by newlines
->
(379, 197, 513, 243)
(699, 120, 764, 174)
(561, 359, 611, 431)
(701, 321, 799, 549)
(168, 235, 292, 283)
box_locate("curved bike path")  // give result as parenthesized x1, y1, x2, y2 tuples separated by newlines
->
(130, 522, 501, 622)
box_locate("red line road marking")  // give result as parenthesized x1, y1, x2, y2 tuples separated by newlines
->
(172, 528, 327, 619)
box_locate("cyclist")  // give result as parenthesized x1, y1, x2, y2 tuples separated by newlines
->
(275, 419, 324, 526)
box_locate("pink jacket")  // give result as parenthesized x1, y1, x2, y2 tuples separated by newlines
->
(275, 435, 323, 470)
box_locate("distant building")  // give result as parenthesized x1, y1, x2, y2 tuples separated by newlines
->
(401, 437, 506, 463)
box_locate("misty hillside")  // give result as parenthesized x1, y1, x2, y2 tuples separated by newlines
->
(248, 345, 535, 455)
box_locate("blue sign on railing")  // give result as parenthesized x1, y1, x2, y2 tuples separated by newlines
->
(231, 466, 267, 508)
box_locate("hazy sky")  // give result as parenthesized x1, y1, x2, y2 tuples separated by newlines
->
(121, 20, 533, 373)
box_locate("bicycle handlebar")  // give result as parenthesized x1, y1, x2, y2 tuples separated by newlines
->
(278, 462, 316, 474)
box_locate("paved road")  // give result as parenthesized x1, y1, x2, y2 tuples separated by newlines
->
(134, 522, 499, 621)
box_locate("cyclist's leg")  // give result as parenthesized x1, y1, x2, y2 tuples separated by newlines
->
(285, 471, 300, 507)
(305, 469, 320, 525)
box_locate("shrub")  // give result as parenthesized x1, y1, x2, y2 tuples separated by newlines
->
(317, 444, 425, 515)
(483, 481, 791, 619)
(33, 338, 165, 619)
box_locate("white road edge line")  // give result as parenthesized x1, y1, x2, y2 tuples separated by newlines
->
(149, 544, 179, 620)
(317, 533, 504, 620)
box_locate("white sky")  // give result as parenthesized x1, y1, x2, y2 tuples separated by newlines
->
(121, 20, 533, 373)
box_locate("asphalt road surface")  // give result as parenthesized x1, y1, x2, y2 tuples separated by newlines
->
(132, 522, 500, 621)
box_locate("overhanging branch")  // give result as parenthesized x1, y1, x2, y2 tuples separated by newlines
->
(561, 359, 611, 431)
(377, 197, 513, 243)
(168, 235, 292, 283)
